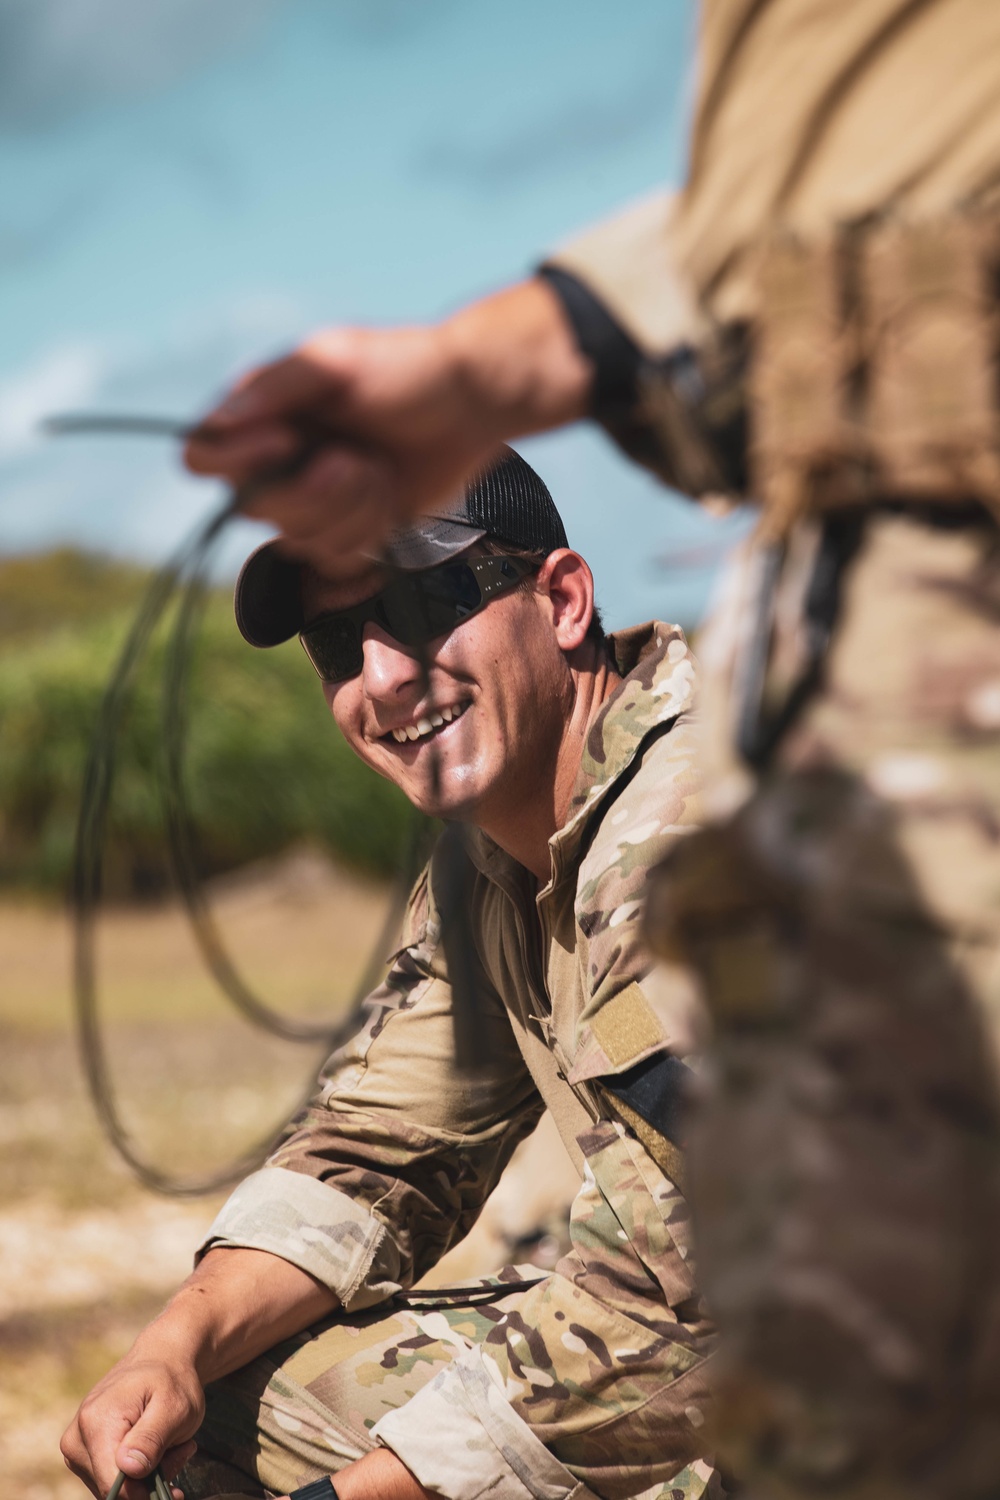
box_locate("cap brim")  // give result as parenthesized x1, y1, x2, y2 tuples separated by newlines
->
(376, 515, 486, 570)
(234, 518, 488, 648)
(234, 542, 305, 647)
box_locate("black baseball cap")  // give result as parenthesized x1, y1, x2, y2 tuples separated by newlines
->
(234, 445, 569, 648)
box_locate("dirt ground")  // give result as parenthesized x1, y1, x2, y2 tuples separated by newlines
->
(0, 851, 577, 1500)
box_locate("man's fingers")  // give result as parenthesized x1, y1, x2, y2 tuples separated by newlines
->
(280, 503, 395, 578)
(206, 341, 357, 429)
(237, 447, 402, 570)
(62, 1408, 131, 1500)
(61, 1434, 148, 1500)
(184, 420, 300, 481)
(161, 1438, 198, 1474)
(61, 1446, 101, 1499)
(62, 1418, 196, 1500)
(260, 481, 402, 581)
(184, 341, 361, 479)
(237, 444, 392, 519)
(160, 1437, 198, 1494)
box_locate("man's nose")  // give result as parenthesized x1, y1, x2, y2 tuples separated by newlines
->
(360, 623, 424, 700)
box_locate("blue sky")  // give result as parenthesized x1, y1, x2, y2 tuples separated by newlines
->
(0, 0, 747, 628)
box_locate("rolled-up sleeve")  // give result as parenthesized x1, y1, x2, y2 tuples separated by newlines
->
(197, 1165, 404, 1312)
(374, 1344, 601, 1500)
(197, 866, 544, 1307)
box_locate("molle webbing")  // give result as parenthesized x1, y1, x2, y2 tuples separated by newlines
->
(750, 211, 1000, 537)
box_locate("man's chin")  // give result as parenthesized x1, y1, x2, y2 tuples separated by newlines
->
(410, 792, 476, 823)
(405, 776, 482, 825)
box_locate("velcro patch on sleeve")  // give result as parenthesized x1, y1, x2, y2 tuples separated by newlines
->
(590, 981, 665, 1067)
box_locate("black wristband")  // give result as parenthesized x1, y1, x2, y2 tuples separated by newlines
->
(289, 1479, 340, 1500)
(538, 262, 750, 496)
(536, 263, 645, 422)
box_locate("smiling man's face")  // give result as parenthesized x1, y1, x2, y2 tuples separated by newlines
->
(301, 553, 577, 829)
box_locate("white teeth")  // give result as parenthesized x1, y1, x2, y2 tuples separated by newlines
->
(389, 702, 468, 745)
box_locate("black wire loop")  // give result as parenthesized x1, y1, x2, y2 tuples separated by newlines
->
(60, 417, 434, 1195)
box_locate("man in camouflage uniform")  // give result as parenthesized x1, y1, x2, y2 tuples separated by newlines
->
(170, 4, 1000, 1496)
(63, 448, 719, 1500)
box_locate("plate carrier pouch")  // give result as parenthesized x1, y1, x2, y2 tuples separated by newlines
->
(749, 209, 1000, 539)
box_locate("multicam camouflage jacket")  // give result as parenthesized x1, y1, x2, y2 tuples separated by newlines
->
(198, 622, 715, 1500)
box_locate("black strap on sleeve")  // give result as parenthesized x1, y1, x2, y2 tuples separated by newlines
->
(604, 1049, 692, 1149)
(537, 263, 645, 422)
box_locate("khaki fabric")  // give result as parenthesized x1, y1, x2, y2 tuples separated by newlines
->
(549, 0, 1000, 337)
(645, 514, 1000, 1498)
(544, 7, 1000, 1490)
(197, 625, 716, 1500)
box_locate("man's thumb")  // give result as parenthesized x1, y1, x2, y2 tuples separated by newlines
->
(116, 1414, 166, 1477)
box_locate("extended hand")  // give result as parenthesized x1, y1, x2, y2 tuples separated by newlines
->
(184, 278, 592, 578)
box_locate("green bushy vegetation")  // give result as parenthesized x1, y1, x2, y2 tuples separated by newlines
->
(0, 550, 415, 897)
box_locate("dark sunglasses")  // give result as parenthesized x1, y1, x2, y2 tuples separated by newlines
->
(299, 554, 539, 684)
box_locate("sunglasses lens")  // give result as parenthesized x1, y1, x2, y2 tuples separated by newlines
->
(299, 560, 524, 683)
(383, 563, 484, 643)
(301, 615, 361, 682)
(423, 562, 483, 618)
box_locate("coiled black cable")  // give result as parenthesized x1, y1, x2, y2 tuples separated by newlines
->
(55, 415, 430, 1195)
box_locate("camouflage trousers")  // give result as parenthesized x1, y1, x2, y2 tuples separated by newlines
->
(647, 512, 1000, 1500)
(179, 1268, 718, 1500)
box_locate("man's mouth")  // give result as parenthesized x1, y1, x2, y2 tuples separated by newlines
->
(386, 700, 470, 746)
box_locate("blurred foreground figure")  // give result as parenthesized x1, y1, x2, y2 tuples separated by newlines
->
(185, 4, 1000, 1498)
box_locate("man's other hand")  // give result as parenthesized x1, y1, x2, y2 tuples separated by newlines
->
(184, 278, 592, 579)
(60, 1347, 202, 1500)
(275, 1446, 441, 1500)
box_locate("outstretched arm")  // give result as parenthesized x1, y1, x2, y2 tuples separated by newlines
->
(183, 277, 593, 578)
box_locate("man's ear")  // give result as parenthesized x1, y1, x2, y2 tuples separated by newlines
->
(534, 549, 595, 652)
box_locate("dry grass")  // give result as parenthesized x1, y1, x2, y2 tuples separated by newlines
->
(2, 847, 395, 1032)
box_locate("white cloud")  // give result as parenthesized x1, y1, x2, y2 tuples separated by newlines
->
(0, 293, 300, 564)
(0, 0, 286, 130)
(0, 344, 105, 458)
